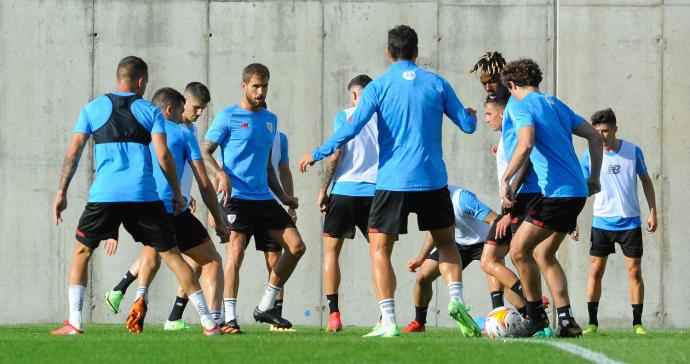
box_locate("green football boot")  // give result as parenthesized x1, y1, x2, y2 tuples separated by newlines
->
(448, 299, 481, 337)
(104, 290, 124, 314)
(164, 319, 191, 331)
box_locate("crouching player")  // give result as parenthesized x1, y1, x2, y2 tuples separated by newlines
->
(403, 186, 522, 334)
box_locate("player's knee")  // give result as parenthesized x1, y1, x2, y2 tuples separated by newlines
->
(509, 246, 527, 263)
(289, 240, 306, 258)
(416, 270, 431, 286)
(75, 243, 94, 257)
(480, 255, 494, 273)
(590, 265, 605, 280)
(627, 264, 642, 281)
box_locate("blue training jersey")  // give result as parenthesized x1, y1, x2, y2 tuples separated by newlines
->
(278, 133, 289, 164)
(205, 104, 277, 200)
(512, 92, 588, 198)
(502, 96, 541, 194)
(73, 92, 166, 202)
(150, 120, 202, 213)
(312, 60, 476, 191)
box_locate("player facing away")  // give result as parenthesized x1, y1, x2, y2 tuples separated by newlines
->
(51, 56, 220, 336)
(403, 186, 501, 334)
(121, 88, 228, 333)
(299, 25, 480, 338)
(499, 58, 603, 338)
(578, 108, 657, 335)
(318, 75, 379, 332)
(102, 82, 215, 332)
(202, 63, 305, 334)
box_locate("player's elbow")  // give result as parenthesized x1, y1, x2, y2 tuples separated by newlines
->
(588, 132, 604, 146)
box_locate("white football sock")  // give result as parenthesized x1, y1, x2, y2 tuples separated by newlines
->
(68, 285, 86, 330)
(223, 298, 237, 322)
(448, 282, 465, 305)
(257, 283, 281, 312)
(135, 287, 148, 303)
(211, 311, 222, 325)
(189, 290, 214, 328)
(378, 298, 396, 327)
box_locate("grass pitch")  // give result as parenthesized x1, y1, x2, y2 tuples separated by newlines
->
(1, 324, 688, 363)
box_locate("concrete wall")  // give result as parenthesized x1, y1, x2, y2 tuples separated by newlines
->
(1, 0, 688, 329)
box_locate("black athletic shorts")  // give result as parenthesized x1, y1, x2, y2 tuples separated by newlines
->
(368, 187, 454, 235)
(485, 214, 512, 246)
(75, 201, 176, 252)
(427, 242, 484, 270)
(246, 229, 282, 252)
(509, 193, 542, 233)
(221, 198, 295, 237)
(590, 226, 643, 258)
(524, 197, 586, 234)
(323, 194, 373, 240)
(171, 209, 211, 253)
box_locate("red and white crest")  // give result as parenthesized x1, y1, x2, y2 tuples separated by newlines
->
(227, 214, 236, 224)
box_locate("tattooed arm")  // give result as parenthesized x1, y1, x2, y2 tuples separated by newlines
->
(53, 133, 89, 224)
(316, 148, 342, 215)
(202, 140, 231, 206)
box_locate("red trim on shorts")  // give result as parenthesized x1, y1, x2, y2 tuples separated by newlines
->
(76, 229, 86, 238)
(510, 217, 519, 224)
(485, 240, 498, 246)
(531, 219, 545, 227)
(323, 233, 332, 238)
(368, 228, 380, 233)
(528, 209, 537, 216)
(198, 235, 211, 245)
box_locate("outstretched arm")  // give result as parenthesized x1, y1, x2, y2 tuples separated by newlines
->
(407, 233, 436, 273)
(442, 79, 477, 134)
(299, 86, 378, 172)
(53, 133, 89, 224)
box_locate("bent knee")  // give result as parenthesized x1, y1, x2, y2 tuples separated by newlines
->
(290, 241, 306, 258)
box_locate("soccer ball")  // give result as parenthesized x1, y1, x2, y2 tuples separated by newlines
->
(485, 306, 524, 338)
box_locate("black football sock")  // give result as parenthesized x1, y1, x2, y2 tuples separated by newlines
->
(274, 299, 284, 317)
(415, 306, 428, 325)
(113, 271, 137, 294)
(168, 296, 188, 321)
(326, 294, 339, 314)
(557, 305, 575, 327)
(517, 306, 527, 318)
(490, 291, 505, 309)
(632, 304, 643, 326)
(510, 281, 525, 300)
(587, 301, 599, 326)
(526, 300, 547, 322)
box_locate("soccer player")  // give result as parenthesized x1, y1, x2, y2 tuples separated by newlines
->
(499, 58, 603, 337)
(51, 56, 220, 336)
(121, 87, 228, 333)
(467, 51, 510, 102)
(299, 25, 479, 338)
(318, 74, 378, 332)
(403, 186, 499, 333)
(179, 82, 212, 213)
(579, 108, 657, 335)
(202, 63, 305, 334)
(102, 82, 215, 331)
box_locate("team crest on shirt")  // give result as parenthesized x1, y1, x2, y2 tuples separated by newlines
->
(227, 214, 236, 224)
(267, 122, 273, 133)
(402, 71, 416, 80)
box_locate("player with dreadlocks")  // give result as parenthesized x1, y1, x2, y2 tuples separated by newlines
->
(467, 51, 510, 103)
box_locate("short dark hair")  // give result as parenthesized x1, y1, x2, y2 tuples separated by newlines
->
(591, 108, 617, 126)
(347, 74, 372, 90)
(500, 58, 542, 88)
(184, 82, 211, 104)
(117, 56, 148, 82)
(485, 96, 507, 110)
(242, 63, 270, 83)
(388, 25, 418, 60)
(151, 87, 185, 113)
